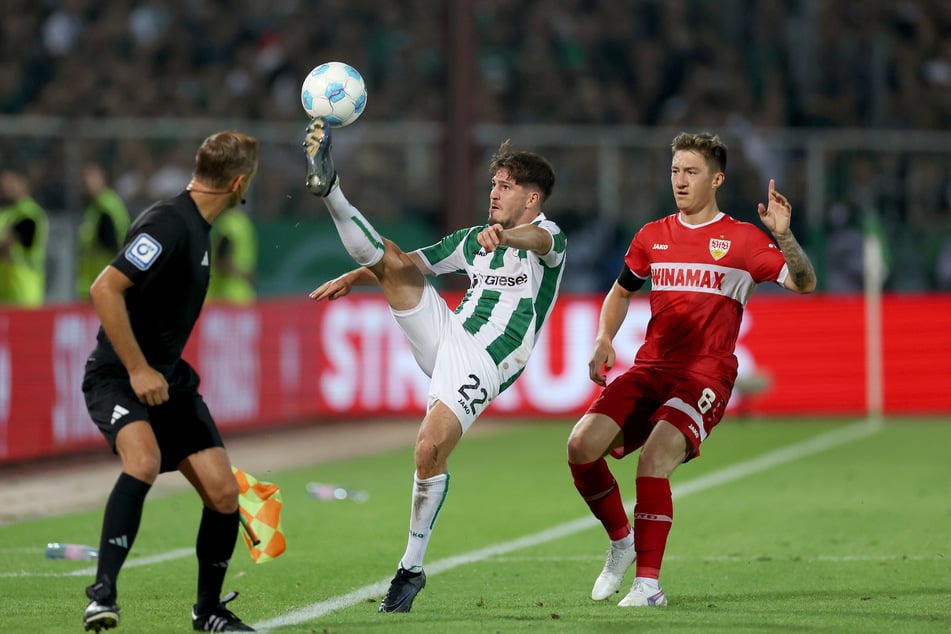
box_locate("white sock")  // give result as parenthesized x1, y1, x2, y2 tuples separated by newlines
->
(322, 181, 385, 267)
(398, 472, 449, 572)
(635, 576, 660, 589)
(611, 529, 634, 550)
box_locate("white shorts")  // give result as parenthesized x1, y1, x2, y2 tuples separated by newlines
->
(391, 283, 501, 433)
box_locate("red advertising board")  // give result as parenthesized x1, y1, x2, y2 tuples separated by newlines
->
(0, 294, 948, 464)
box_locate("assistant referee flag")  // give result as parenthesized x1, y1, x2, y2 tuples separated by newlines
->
(232, 466, 286, 563)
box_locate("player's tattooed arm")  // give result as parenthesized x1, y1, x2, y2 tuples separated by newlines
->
(775, 232, 817, 293)
(756, 179, 816, 294)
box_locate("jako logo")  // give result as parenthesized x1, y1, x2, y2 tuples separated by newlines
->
(652, 243, 669, 250)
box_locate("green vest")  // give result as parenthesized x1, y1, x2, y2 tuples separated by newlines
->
(207, 208, 257, 305)
(0, 196, 48, 307)
(76, 189, 131, 299)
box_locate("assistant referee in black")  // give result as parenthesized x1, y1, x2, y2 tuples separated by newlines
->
(81, 130, 258, 633)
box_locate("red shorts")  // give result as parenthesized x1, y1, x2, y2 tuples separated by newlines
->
(586, 365, 731, 461)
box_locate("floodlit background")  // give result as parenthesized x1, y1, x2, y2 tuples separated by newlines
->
(1, 0, 949, 300)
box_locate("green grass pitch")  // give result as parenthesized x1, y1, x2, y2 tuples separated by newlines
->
(1, 417, 948, 633)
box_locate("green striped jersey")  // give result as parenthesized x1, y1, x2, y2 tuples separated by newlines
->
(416, 215, 567, 390)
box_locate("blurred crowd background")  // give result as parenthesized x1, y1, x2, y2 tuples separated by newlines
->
(1, 0, 949, 302)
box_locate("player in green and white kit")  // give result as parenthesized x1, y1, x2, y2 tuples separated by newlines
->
(304, 118, 566, 613)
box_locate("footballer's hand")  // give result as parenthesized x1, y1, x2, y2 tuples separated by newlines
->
(757, 178, 792, 238)
(130, 366, 169, 407)
(477, 223, 505, 252)
(588, 339, 616, 387)
(309, 275, 352, 301)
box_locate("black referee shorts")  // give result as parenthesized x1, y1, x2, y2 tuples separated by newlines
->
(83, 360, 224, 473)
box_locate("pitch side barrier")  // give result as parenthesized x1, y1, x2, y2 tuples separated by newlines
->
(0, 293, 947, 464)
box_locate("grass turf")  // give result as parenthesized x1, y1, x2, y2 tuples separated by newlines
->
(0, 417, 948, 633)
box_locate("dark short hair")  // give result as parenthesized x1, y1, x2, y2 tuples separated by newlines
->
(489, 140, 556, 202)
(671, 132, 727, 173)
(193, 130, 259, 188)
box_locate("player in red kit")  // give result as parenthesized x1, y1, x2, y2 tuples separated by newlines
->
(566, 131, 816, 608)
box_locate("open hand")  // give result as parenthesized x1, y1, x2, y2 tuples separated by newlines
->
(757, 179, 792, 237)
(309, 275, 352, 301)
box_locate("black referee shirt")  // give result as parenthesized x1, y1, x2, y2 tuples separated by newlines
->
(94, 191, 212, 369)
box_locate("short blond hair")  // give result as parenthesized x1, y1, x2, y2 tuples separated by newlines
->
(671, 132, 727, 173)
(193, 130, 259, 188)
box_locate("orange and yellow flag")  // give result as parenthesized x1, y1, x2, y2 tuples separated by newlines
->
(232, 466, 286, 563)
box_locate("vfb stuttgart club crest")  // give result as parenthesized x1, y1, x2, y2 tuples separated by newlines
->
(709, 238, 731, 260)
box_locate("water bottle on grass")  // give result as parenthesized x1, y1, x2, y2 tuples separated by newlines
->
(306, 482, 369, 503)
(46, 543, 98, 560)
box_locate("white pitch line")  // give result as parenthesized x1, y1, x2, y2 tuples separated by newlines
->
(253, 417, 883, 631)
(0, 548, 194, 578)
(484, 554, 944, 563)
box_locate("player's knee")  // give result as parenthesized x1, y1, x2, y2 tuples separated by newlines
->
(413, 442, 436, 467)
(122, 453, 160, 483)
(413, 443, 444, 478)
(206, 478, 240, 514)
(566, 431, 591, 464)
(566, 416, 612, 464)
(369, 242, 411, 279)
(382, 237, 402, 255)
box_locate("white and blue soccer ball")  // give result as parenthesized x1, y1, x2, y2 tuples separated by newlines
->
(300, 61, 367, 127)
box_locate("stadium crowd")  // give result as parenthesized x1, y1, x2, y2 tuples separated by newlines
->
(1, 0, 950, 298)
(5, 0, 949, 128)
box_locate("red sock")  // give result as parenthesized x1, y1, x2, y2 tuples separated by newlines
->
(633, 476, 673, 579)
(569, 459, 631, 541)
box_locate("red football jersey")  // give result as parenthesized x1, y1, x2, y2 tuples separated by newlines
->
(624, 212, 788, 381)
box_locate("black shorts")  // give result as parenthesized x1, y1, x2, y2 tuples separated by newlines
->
(83, 358, 223, 473)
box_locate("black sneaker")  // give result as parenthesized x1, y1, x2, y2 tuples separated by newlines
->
(303, 117, 337, 197)
(379, 567, 426, 613)
(83, 581, 119, 632)
(191, 591, 254, 632)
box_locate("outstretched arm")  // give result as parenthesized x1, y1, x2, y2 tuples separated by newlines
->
(308, 267, 377, 301)
(309, 250, 431, 301)
(478, 222, 553, 254)
(757, 179, 817, 294)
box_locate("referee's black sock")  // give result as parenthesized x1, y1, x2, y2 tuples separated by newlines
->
(194, 507, 240, 615)
(94, 472, 151, 599)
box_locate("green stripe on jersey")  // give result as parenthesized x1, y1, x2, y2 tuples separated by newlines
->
(485, 297, 533, 365)
(499, 367, 524, 393)
(489, 246, 507, 269)
(462, 290, 501, 333)
(534, 264, 561, 334)
(418, 227, 479, 272)
(550, 228, 567, 254)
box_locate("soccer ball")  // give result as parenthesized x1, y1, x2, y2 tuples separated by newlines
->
(300, 61, 367, 127)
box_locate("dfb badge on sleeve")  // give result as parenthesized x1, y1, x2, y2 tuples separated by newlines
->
(125, 233, 163, 270)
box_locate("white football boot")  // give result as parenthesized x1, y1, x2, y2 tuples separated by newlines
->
(618, 578, 668, 607)
(590, 541, 636, 600)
